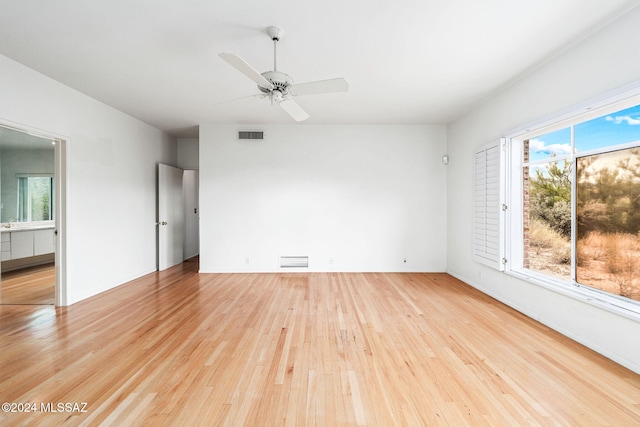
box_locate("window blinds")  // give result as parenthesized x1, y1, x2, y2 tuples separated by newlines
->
(473, 139, 505, 271)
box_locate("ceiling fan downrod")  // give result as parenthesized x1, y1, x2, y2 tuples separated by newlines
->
(273, 38, 277, 71)
(267, 26, 284, 72)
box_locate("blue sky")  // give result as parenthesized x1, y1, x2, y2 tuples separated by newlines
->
(529, 104, 640, 162)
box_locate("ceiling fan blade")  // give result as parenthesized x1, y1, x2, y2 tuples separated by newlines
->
(219, 52, 274, 90)
(212, 93, 266, 107)
(279, 98, 310, 122)
(290, 78, 349, 96)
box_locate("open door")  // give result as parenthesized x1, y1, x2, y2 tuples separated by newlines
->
(158, 164, 184, 271)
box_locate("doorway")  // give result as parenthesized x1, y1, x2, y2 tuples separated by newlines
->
(157, 165, 199, 271)
(0, 124, 65, 305)
(183, 169, 199, 261)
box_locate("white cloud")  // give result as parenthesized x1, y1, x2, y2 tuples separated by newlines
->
(529, 138, 572, 156)
(605, 115, 640, 125)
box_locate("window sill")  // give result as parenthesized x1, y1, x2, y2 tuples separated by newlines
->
(505, 268, 640, 323)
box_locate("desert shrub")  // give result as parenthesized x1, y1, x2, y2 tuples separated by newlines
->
(577, 150, 640, 236)
(603, 233, 635, 274)
(531, 197, 572, 239)
(604, 233, 639, 299)
(530, 161, 572, 239)
(576, 231, 607, 267)
(577, 202, 609, 239)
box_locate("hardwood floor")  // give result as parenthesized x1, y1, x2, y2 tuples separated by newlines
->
(1, 259, 639, 426)
(1, 263, 55, 305)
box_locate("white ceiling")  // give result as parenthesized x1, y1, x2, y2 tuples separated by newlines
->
(0, 0, 638, 137)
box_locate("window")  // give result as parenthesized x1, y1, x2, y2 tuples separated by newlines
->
(17, 175, 54, 222)
(576, 146, 640, 300)
(512, 98, 640, 309)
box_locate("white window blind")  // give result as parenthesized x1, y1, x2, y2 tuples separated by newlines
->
(474, 139, 505, 271)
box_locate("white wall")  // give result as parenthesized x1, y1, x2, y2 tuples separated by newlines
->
(447, 7, 640, 373)
(177, 138, 199, 170)
(0, 54, 176, 305)
(199, 125, 447, 273)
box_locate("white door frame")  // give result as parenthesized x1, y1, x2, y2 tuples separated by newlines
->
(54, 137, 67, 306)
(0, 121, 67, 306)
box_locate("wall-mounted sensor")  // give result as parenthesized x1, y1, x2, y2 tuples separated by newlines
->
(442, 154, 449, 165)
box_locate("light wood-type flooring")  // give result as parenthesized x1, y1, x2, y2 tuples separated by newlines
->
(1, 258, 639, 426)
(1, 263, 55, 305)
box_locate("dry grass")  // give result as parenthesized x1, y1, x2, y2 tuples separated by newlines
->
(577, 232, 640, 300)
(576, 231, 607, 265)
(530, 218, 571, 265)
(529, 221, 640, 301)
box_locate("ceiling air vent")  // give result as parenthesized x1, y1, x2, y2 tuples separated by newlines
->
(238, 130, 264, 140)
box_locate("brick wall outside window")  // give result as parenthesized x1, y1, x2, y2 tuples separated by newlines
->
(523, 140, 530, 269)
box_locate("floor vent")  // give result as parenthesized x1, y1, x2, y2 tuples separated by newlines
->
(238, 130, 264, 140)
(280, 256, 309, 268)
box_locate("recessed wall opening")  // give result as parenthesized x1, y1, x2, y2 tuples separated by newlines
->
(0, 123, 66, 306)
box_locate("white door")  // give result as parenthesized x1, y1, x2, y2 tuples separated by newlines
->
(183, 170, 199, 260)
(158, 164, 184, 270)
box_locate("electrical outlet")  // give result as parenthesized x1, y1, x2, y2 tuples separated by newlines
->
(329, 258, 334, 264)
(403, 258, 407, 263)
(245, 257, 250, 264)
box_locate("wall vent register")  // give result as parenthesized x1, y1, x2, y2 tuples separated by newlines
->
(238, 130, 264, 140)
(279, 256, 309, 268)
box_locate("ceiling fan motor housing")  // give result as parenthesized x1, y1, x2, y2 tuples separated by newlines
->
(259, 71, 293, 94)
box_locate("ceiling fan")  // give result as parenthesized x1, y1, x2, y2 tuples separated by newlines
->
(219, 26, 349, 122)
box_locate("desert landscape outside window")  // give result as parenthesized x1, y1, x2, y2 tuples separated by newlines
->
(522, 103, 640, 303)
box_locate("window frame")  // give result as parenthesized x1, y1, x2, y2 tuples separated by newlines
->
(502, 86, 640, 321)
(17, 174, 54, 222)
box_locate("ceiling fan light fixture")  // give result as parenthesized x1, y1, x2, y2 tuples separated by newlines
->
(269, 90, 284, 104)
